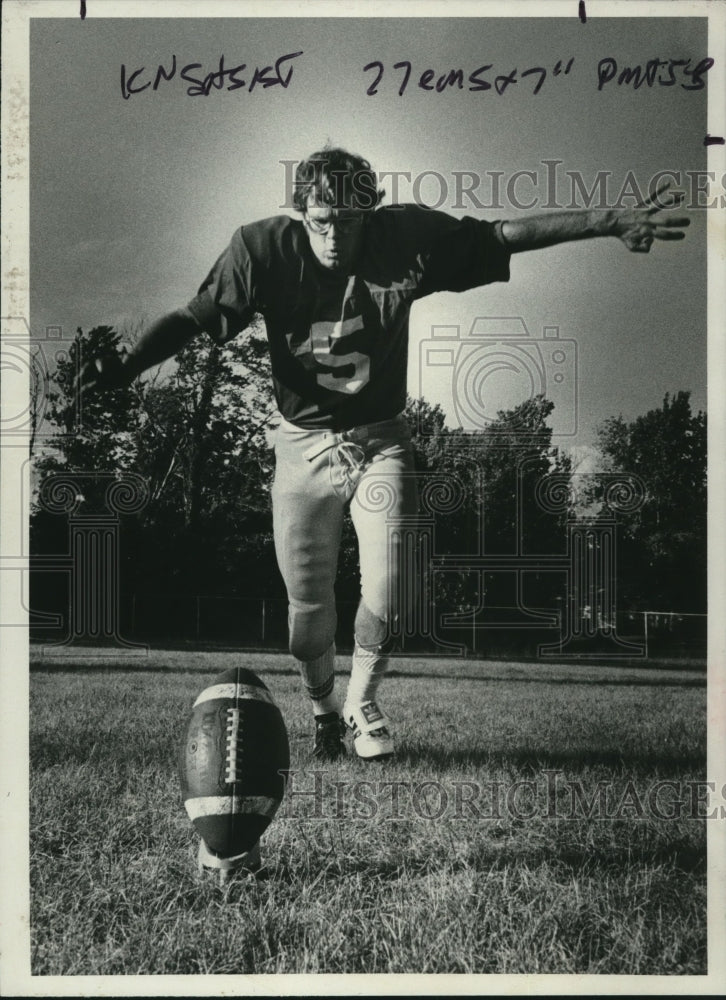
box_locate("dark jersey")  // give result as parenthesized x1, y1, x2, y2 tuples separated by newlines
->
(187, 204, 511, 430)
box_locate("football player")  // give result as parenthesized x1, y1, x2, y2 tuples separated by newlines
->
(79, 147, 689, 766)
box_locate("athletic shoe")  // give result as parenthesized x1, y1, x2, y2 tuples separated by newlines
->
(343, 701, 394, 760)
(312, 711, 347, 761)
(197, 838, 264, 884)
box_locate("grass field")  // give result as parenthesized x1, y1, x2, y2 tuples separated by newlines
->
(29, 649, 707, 976)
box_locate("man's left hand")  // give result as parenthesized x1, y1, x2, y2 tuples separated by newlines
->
(614, 181, 690, 253)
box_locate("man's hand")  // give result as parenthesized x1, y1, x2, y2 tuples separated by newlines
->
(73, 308, 201, 402)
(613, 181, 690, 253)
(499, 180, 691, 255)
(75, 307, 202, 406)
(75, 349, 135, 402)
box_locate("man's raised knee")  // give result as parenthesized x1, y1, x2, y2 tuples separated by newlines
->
(354, 600, 396, 653)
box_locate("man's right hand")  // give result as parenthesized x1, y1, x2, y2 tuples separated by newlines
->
(74, 308, 201, 401)
(75, 350, 135, 401)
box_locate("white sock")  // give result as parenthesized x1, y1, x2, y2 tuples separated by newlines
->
(345, 642, 389, 710)
(296, 643, 340, 716)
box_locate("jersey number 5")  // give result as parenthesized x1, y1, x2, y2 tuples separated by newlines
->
(309, 317, 370, 395)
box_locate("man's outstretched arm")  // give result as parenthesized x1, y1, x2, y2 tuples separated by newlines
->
(499, 182, 690, 255)
(77, 307, 201, 395)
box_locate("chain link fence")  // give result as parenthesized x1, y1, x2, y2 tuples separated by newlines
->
(121, 595, 705, 661)
(28, 578, 706, 662)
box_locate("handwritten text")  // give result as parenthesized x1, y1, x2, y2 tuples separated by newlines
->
(120, 52, 304, 99)
(363, 58, 574, 97)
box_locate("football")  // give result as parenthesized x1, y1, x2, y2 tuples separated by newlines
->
(179, 667, 290, 862)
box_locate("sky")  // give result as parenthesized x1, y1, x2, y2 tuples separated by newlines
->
(28, 7, 712, 447)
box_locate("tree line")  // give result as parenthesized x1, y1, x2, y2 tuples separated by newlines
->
(29, 324, 707, 643)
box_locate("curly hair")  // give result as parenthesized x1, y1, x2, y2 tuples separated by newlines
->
(292, 147, 385, 213)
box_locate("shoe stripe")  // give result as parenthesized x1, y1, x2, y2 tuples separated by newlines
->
(194, 683, 274, 707)
(185, 795, 281, 821)
(345, 703, 390, 735)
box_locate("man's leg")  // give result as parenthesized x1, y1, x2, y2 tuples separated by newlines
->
(272, 424, 346, 759)
(345, 427, 417, 757)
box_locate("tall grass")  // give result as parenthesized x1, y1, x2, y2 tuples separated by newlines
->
(29, 651, 707, 975)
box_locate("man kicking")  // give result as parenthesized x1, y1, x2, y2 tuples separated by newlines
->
(79, 146, 688, 769)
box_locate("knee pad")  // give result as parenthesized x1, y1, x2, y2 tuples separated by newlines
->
(354, 600, 396, 654)
(288, 599, 336, 662)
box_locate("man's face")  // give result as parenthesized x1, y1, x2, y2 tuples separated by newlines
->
(303, 194, 366, 274)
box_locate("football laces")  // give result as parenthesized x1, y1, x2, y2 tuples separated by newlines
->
(225, 707, 242, 784)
